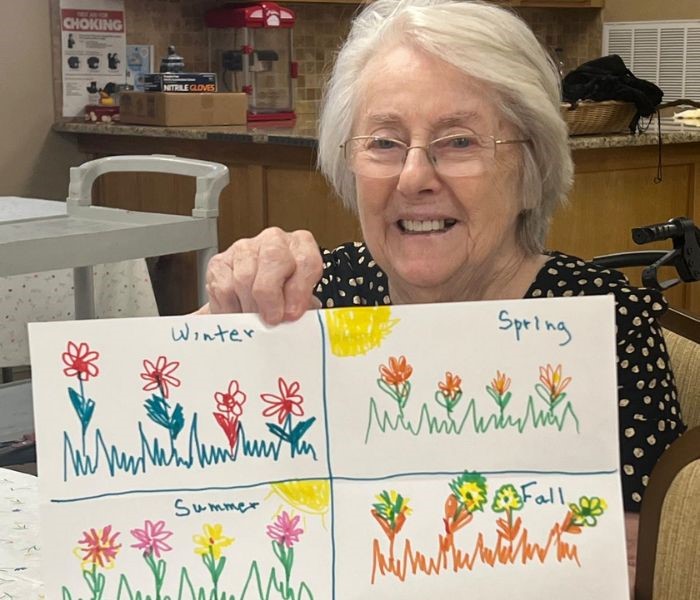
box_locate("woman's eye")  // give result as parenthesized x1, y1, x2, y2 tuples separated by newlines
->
(369, 138, 397, 150)
(449, 136, 473, 148)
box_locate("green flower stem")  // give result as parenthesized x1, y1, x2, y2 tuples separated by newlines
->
(202, 547, 226, 597)
(273, 541, 294, 590)
(144, 552, 167, 600)
(82, 564, 105, 600)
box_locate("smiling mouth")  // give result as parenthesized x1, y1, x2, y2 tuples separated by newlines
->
(398, 219, 457, 233)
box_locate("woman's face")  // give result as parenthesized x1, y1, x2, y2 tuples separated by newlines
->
(353, 45, 526, 301)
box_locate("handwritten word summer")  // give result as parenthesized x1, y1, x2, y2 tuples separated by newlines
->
(171, 322, 255, 343)
(174, 497, 260, 518)
(498, 309, 572, 346)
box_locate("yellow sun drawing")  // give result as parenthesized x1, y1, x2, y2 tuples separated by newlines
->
(324, 306, 399, 357)
(267, 480, 331, 527)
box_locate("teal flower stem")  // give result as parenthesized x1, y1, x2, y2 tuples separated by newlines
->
(143, 552, 167, 600)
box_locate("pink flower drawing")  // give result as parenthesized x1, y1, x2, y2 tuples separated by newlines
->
(130, 519, 174, 558)
(266, 511, 304, 548)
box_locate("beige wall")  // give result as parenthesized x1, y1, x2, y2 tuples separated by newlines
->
(604, 0, 700, 22)
(0, 0, 85, 199)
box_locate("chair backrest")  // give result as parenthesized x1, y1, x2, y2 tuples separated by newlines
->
(661, 308, 700, 428)
(635, 310, 700, 600)
(634, 428, 700, 600)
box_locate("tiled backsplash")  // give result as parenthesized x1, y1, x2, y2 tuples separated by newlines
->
(52, 1, 602, 119)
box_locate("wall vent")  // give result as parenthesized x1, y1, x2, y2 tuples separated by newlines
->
(603, 20, 700, 102)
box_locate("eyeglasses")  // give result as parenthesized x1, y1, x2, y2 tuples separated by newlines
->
(341, 130, 530, 179)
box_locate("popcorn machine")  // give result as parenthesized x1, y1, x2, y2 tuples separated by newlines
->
(205, 2, 297, 121)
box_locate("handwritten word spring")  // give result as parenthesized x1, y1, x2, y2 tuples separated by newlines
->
(498, 309, 572, 347)
(171, 322, 255, 343)
(174, 497, 260, 517)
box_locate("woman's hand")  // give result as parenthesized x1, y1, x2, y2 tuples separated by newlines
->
(196, 227, 324, 325)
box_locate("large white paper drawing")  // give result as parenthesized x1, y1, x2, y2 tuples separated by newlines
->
(29, 295, 628, 599)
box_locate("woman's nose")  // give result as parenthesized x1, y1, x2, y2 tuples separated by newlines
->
(396, 146, 442, 196)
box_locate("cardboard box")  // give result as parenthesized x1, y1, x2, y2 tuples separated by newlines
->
(119, 92, 247, 126)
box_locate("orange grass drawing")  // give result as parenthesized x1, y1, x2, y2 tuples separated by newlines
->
(371, 510, 582, 583)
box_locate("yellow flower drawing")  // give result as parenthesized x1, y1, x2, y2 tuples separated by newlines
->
(491, 484, 524, 513)
(449, 472, 488, 514)
(193, 523, 234, 560)
(325, 306, 399, 357)
(569, 496, 607, 527)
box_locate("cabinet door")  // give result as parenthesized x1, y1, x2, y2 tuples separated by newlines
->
(266, 167, 362, 250)
(547, 145, 699, 314)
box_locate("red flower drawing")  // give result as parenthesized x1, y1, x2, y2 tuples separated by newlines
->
(62, 341, 99, 381)
(213, 380, 247, 452)
(215, 380, 247, 416)
(140, 356, 181, 399)
(261, 377, 305, 425)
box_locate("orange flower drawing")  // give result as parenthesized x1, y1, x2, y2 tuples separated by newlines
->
(379, 355, 413, 386)
(438, 371, 462, 399)
(77, 525, 122, 568)
(539, 364, 572, 400)
(491, 370, 511, 396)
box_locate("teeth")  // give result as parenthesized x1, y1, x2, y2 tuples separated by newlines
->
(400, 219, 449, 232)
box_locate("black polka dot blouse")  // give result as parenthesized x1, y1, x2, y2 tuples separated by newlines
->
(314, 242, 687, 512)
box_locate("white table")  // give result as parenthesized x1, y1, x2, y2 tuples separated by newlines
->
(0, 468, 43, 598)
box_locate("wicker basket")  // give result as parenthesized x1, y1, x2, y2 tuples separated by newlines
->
(560, 100, 637, 136)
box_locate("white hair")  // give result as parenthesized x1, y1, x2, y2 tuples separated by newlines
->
(317, 0, 573, 254)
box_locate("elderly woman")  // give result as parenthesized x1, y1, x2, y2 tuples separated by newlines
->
(199, 0, 685, 521)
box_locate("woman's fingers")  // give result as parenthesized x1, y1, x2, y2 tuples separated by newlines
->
(251, 228, 298, 324)
(206, 247, 243, 314)
(282, 231, 325, 321)
(203, 227, 323, 324)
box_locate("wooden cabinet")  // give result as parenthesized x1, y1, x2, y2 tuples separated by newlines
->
(548, 143, 700, 315)
(73, 133, 698, 316)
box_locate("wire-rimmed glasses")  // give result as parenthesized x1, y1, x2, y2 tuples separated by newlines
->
(341, 130, 530, 178)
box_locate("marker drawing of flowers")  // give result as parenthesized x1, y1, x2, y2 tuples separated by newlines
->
(141, 356, 185, 451)
(262, 377, 316, 457)
(267, 511, 304, 591)
(76, 525, 121, 600)
(213, 379, 247, 453)
(193, 523, 234, 598)
(377, 355, 413, 416)
(131, 519, 173, 600)
(536, 363, 572, 413)
(62, 341, 100, 453)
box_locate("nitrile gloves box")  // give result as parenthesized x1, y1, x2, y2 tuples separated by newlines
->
(142, 72, 217, 93)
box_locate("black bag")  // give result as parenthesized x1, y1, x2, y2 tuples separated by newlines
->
(563, 55, 663, 131)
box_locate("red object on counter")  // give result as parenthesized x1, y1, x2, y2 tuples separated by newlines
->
(205, 2, 296, 29)
(84, 105, 120, 123)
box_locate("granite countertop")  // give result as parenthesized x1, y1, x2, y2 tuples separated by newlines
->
(53, 115, 700, 150)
